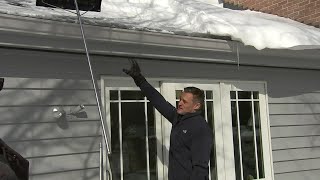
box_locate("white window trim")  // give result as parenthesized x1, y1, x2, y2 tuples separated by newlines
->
(221, 82, 275, 180)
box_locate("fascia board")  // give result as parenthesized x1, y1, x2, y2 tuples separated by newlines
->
(0, 13, 320, 70)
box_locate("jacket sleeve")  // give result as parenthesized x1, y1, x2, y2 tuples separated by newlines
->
(191, 126, 213, 180)
(138, 80, 177, 123)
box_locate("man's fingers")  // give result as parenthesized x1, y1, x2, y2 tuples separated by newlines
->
(132, 59, 140, 72)
(123, 68, 129, 74)
(127, 58, 141, 74)
(132, 59, 137, 66)
(129, 58, 136, 67)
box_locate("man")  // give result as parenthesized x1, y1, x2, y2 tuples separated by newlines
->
(0, 79, 29, 180)
(123, 59, 213, 180)
(0, 78, 17, 180)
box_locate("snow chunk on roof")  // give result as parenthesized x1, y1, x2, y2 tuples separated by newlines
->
(1, 0, 320, 50)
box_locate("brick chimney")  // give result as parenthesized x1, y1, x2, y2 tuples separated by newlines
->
(224, 0, 320, 28)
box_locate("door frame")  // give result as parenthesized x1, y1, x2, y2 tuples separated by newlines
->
(101, 76, 274, 180)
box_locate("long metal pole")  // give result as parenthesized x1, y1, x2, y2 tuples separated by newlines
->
(73, 0, 111, 154)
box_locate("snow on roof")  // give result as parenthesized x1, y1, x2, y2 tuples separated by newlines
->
(1, 0, 320, 50)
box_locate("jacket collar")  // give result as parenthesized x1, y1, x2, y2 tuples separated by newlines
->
(180, 111, 202, 120)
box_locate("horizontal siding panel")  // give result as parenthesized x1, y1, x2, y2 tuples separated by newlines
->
(3, 78, 99, 89)
(272, 136, 320, 150)
(269, 104, 320, 115)
(0, 90, 41, 105)
(5, 137, 101, 158)
(0, 106, 100, 124)
(273, 147, 320, 162)
(274, 169, 320, 180)
(270, 125, 320, 138)
(30, 168, 99, 180)
(0, 89, 97, 106)
(29, 153, 99, 174)
(273, 158, 320, 174)
(0, 121, 101, 142)
(270, 114, 320, 126)
(268, 93, 320, 104)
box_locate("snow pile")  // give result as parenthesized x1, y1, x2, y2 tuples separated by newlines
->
(0, 0, 320, 50)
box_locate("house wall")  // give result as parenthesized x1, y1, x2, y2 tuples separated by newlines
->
(1, 15, 320, 180)
(223, 0, 320, 28)
(1, 47, 320, 180)
(0, 48, 102, 180)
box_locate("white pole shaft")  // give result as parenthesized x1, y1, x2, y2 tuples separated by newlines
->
(73, 0, 111, 154)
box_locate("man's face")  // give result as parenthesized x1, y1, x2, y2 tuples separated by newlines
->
(177, 92, 200, 115)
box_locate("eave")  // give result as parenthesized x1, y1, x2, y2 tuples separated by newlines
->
(1, 13, 320, 70)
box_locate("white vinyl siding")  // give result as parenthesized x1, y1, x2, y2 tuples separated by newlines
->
(0, 78, 101, 180)
(268, 92, 320, 180)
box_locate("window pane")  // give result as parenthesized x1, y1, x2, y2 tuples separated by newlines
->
(231, 101, 242, 180)
(110, 103, 121, 180)
(206, 101, 217, 180)
(121, 91, 145, 100)
(239, 101, 257, 179)
(121, 102, 148, 180)
(254, 102, 265, 178)
(110, 101, 157, 180)
(230, 91, 236, 99)
(253, 91, 259, 100)
(206, 91, 213, 99)
(238, 91, 251, 99)
(110, 90, 119, 100)
(147, 103, 157, 180)
(176, 90, 182, 100)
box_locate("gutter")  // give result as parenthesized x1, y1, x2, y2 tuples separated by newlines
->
(0, 13, 320, 70)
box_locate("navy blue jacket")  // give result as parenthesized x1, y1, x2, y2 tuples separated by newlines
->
(139, 80, 213, 180)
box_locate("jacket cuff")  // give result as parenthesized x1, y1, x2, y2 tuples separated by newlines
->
(133, 74, 147, 87)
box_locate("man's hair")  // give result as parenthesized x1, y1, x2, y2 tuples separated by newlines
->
(183, 86, 204, 111)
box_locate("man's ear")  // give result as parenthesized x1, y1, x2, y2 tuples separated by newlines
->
(0, 78, 4, 91)
(193, 102, 201, 111)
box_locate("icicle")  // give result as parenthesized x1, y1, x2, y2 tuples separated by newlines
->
(237, 43, 240, 70)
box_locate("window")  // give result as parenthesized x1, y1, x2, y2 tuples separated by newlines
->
(109, 90, 157, 180)
(230, 91, 265, 180)
(222, 82, 274, 180)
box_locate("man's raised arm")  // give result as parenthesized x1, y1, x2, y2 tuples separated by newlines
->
(123, 59, 176, 123)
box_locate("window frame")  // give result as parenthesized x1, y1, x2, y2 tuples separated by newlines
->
(101, 77, 164, 180)
(220, 82, 274, 180)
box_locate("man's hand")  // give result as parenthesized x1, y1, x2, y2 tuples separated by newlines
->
(123, 58, 141, 78)
(123, 58, 146, 86)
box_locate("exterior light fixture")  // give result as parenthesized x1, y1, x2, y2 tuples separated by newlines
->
(70, 104, 85, 114)
(52, 107, 66, 119)
(52, 104, 85, 119)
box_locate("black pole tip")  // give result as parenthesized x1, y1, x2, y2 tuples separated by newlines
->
(0, 78, 4, 91)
